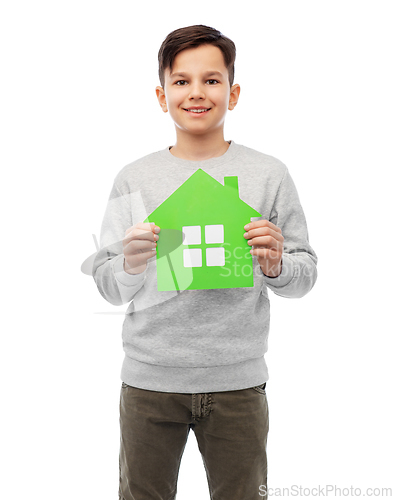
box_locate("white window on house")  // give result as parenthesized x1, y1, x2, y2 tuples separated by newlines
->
(182, 225, 225, 267)
(182, 225, 201, 245)
(206, 247, 225, 266)
(183, 248, 202, 267)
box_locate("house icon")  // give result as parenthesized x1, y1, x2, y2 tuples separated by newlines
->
(144, 168, 261, 291)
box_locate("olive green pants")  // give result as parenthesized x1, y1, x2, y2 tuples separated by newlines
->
(119, 382, 269, 500)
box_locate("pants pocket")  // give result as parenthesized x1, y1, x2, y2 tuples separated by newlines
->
(251, 383, 266, 395)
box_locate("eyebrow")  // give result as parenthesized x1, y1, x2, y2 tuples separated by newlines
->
(170, 71, 224, 79)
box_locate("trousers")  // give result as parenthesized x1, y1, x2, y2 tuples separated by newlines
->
(118, 381, 269, 500)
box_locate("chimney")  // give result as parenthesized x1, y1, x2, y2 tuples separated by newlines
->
(224, 176, 239, 196)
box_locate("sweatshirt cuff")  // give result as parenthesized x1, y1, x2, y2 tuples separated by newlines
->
(262, 254, 294, 288)
(112, 255, 147, 286)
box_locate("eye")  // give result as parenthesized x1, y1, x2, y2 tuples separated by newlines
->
(174, 79, 219, 86)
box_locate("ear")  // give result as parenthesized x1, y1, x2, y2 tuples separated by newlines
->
(228, 84, 241, 111)
(156, 86, 168, 112)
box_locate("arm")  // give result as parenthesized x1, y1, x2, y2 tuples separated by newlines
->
(244, 168, 318, 298)
(92, 182, 147, 306)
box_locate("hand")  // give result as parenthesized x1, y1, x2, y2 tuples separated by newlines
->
(122, 222, 160, 275)
(243, 220, 284, 278)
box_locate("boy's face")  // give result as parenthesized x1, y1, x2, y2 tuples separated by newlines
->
(156, 44, 240, 138)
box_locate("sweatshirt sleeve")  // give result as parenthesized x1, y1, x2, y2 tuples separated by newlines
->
(92, 181, 147, 306)
(262, 167, 318, 298)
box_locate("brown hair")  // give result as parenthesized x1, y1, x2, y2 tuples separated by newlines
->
(158, 25, 236, 90)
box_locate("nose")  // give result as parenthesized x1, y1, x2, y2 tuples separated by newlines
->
(188, 82, 205, 100)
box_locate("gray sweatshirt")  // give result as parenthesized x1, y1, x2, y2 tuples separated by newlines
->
(92, 140, 318, 393)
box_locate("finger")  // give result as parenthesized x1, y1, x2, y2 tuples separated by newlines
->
(250, 248, 281, 259)
(244, 220, 281, 233)
(124, 239, 157, 253)
(135, 222, 160, 236)
(124, 225, 159, 243)
(135, 222, 157, 231)
(252, 221, 282, 235)
(244, 226, 284, 242)
(248, 237, 283, 251)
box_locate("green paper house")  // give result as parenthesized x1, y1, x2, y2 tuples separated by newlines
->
(144, 169, 261, 291)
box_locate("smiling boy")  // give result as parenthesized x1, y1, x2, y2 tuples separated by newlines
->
(155, 42, 284, 279)
(156, 43, 240, 162)
(93, 25, 317, 500)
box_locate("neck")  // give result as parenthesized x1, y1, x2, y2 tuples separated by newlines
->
(169, 131, 230, 161)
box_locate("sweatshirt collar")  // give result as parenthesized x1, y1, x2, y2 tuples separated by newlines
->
(161, 140, 239, 169)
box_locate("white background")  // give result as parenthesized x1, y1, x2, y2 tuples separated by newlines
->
(1, 1, 392, 499)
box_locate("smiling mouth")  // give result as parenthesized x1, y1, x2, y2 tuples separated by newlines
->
(183, 108, 211, 115)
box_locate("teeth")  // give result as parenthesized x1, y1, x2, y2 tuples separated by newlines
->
(187, 109, 209, 113)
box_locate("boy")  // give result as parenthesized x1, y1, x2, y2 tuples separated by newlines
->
(92, 25, 317, 500)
